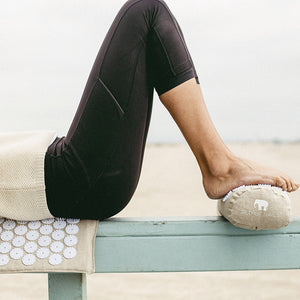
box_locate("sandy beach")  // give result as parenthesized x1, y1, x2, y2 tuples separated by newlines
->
(0, 142, 299, 299)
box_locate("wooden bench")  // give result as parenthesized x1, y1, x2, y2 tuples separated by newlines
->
(48, 216, 300, 299)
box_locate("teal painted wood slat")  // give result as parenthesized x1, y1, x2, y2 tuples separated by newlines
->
(97, 216, 300, 237)
(48, 273, 87, 300)
(95, 216, 300, 273)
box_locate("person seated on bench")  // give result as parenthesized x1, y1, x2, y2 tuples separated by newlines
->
(42, 0, 299, 221)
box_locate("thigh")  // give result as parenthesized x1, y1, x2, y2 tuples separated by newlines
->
(63, 0, 157, 183)
(45, 0, 155, 219)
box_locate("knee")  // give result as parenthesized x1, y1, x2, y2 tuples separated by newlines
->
(121, 0, 168, 23)
(124, 0, 165, 8)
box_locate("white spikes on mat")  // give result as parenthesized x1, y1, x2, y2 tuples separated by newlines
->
(0, 217, 80, 267)
(0, 217, 98, 274)
(221, 184, 288, 202)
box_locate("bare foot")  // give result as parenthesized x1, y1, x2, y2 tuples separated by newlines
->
(202, 155, 300, 199)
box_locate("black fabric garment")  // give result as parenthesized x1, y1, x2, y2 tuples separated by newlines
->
(44, 0, 200, 220)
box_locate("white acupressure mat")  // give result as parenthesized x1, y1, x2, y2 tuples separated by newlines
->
(0, 217, 98, 274)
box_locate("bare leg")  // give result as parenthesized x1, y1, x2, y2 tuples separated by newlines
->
(159, 78, 299, 199)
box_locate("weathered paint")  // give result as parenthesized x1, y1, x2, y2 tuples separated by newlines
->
(47, 216, 300, 299)
(95, 216, 300, 272)
(48, 273, 86, 300)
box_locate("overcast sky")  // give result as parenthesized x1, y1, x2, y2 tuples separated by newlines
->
(1, 0, 299, 143)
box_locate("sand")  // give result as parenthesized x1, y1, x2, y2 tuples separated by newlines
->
(0, 142, 299, 299)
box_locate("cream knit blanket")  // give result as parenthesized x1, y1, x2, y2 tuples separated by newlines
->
(0, 130, 56, 220)
(0, 130, 98, 274)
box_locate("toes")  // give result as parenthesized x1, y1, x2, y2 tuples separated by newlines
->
(292, 182, 300, 191)
(278, 176, 299, 192)
(285, 177, 293, 192)
(281, 176, 296, 192)
(276, 177, 287, 191)
(275, 177, 282, 188)
(284, 176, 299, 192)
(291, 181, 298, 191)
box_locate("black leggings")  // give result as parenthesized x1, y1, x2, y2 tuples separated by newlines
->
(44, 0, 199, 220)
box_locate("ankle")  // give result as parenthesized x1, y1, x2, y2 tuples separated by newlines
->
(198, 149, 236, 178)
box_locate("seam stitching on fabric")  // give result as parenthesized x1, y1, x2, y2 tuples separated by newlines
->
(124, 42, 144, 115)
(97, 77, 124, 117)
(152, 27, 176, 76)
